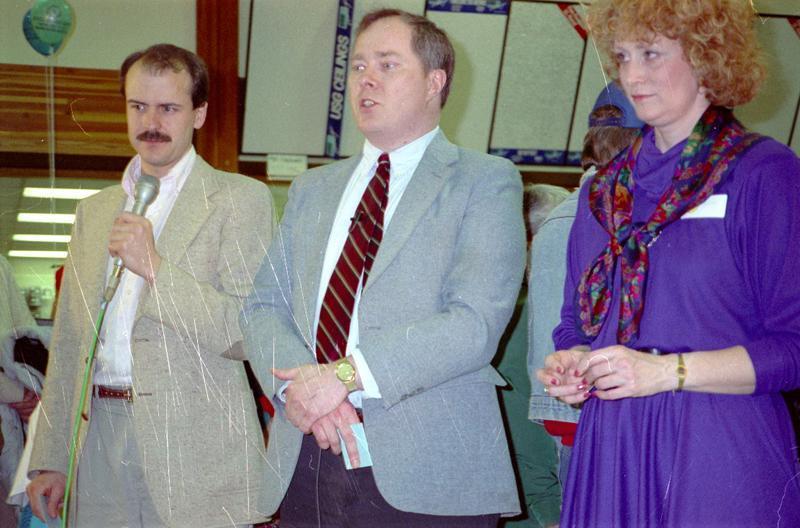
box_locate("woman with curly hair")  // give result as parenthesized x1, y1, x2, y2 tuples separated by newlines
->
(537, 0, 800, 525)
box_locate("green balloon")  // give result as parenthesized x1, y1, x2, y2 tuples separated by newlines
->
(31, 0, 73, 47)
(23, 9, 61, 56)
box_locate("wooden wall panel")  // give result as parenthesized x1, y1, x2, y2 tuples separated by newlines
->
(196, 0, 240, 172)
(0, 64, 132, 157)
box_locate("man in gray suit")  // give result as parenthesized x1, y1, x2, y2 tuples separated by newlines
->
(27, 44, 273, 527)
(242, 9, 524, 526)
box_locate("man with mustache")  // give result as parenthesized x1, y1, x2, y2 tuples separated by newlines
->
(242, 9, 524, 526)
(26, 44, 273, 527)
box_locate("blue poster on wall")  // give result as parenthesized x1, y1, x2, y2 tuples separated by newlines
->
(426, 0, 509, 15)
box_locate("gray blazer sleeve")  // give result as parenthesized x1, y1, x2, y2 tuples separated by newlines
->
(240, 175, 316, 399)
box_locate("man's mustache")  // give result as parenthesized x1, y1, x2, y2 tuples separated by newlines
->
(137, 131, 171, 142)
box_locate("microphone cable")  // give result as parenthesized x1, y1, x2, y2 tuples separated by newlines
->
(58, 174, 159, 528)
(60, 299, 108, 528)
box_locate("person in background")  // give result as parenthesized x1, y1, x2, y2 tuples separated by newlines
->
(0, 255, 49, 528)
(538, 1, 800, 525)
(27, 44, 274, 527)
(527, 84, 642, 527)
(241, 9, 524, 527)
(0, 256, 36, 338)
(495, 183, 569, 528)
(0, 256, 41, 425)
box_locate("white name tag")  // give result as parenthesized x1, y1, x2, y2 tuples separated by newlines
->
(682, 194, 727, 219)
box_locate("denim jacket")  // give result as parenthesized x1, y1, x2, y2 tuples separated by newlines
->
(528, 189, 582, 424)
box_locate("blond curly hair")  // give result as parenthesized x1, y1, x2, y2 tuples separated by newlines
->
(587, 0, 765, 108)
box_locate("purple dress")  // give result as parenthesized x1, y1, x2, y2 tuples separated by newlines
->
(554, 129, 800, 527)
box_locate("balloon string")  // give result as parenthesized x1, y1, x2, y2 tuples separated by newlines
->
(46, 53, 56, 244)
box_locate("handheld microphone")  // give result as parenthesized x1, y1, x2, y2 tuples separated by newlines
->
(103, 174, 160, 302)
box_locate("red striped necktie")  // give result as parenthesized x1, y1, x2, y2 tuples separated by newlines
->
(316, 153, 390, 363)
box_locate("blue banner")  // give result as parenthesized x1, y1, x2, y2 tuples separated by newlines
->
(325, 0, 355, 158)
(426, 0, 509, 15)
(490, 148, 582, 167)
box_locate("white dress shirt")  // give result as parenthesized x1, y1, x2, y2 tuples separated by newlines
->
(94, 147, 196, 387)
(314, 127, 439, 405)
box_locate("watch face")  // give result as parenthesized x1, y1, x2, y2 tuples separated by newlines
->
(336, 361, 356, 382)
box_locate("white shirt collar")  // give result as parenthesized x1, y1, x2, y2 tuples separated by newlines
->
(361, 126, 440, 171)
(121, 146, 197, 200)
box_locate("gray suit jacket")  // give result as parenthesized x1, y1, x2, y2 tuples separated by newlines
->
(30, 156, 275, 527)
(242, 133, 525, 516)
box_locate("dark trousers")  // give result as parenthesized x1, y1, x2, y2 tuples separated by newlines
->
(280, 434, 500, 528)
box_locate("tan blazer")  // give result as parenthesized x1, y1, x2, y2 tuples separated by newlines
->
(30, 156, 275, 527)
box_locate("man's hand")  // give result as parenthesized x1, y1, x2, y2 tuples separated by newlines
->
(108, 212, 161, 283)
(273, 363, 349, 433)
(310, 401, 361, 469)
(9, 388, 38, 423)
(27, 471, 66, 522)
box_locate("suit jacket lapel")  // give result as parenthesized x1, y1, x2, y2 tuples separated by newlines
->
(365, 132, 459, 289)
(130, 157, 218, 322)
(82, 188, 127, 310)
(153, 156, 218, 269)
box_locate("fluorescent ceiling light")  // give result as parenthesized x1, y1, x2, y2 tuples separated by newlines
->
(8, 250, 68, 259)
(12, 234, 71, 243)
(17, 213, 75, 224)
(23, 187, 100, 200)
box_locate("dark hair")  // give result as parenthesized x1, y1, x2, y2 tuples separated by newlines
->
(356, 9, 455, 107)
(120, 43, 209, 108)
(581, 105, 640, 170)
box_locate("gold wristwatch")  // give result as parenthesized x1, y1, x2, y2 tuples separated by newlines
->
(334, 357, 358, 392)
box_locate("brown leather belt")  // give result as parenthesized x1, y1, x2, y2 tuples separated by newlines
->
(94, 385, 133, 402)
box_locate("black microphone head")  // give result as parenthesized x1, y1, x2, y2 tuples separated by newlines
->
(131, 173, 160, 215)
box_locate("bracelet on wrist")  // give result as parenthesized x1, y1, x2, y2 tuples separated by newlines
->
(675, 353, 687, 392)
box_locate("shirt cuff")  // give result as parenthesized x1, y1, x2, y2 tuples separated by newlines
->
(350, 346, 382, 399)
